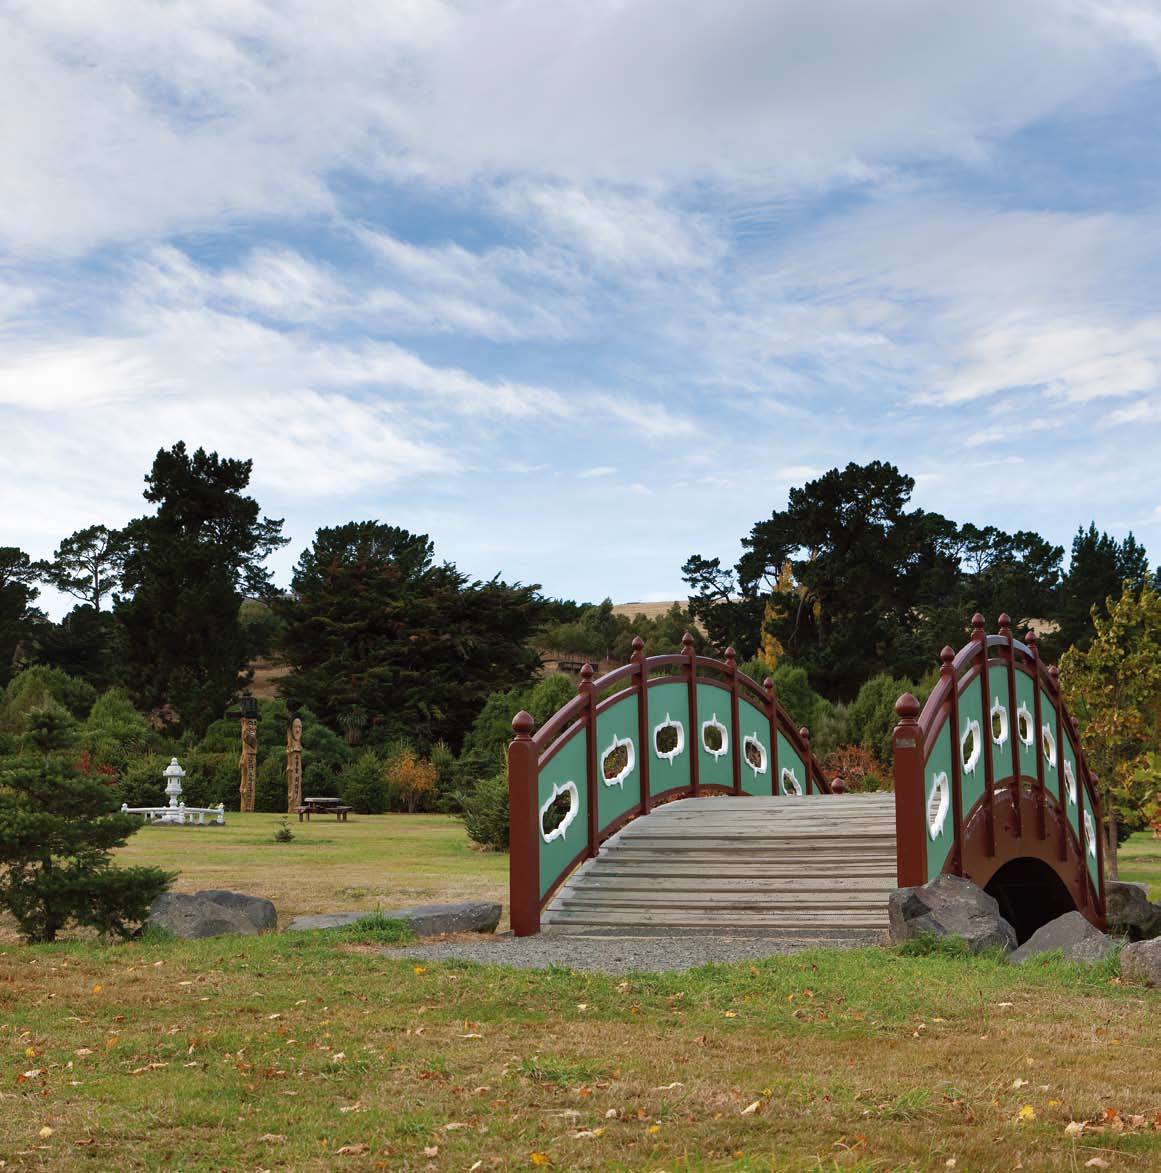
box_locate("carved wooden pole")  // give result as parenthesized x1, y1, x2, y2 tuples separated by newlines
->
(286, 701, 304, 814)
(631, 636, 651, 816)
(508, 710, 540, 937)
(726, 647, 742, 795)
(238, 696, 259, 814)
(764, 677, 780, 798)
(683, 633, 700, 797)
(972, 613, 996, 857)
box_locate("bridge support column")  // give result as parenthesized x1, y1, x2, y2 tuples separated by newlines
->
(508, 711, 541, 937)
(892, 693, 927, 887)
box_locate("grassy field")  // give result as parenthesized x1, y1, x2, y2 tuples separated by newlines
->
(2, 932, 1158, 1171)
(1116, 830, 1161, 900)
(2, 817, 1160, 1168)
(112, 812, 509, 930)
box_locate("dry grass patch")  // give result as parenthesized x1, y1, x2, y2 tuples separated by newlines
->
(1, 933, 1158, 1171)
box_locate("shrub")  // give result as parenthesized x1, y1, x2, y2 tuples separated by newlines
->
(339, 751, 388, 813)
(386, 748, 438, 813)
(847, 673, 926, 767)
(115, 755, 171, 808)
(0, 666, 97, 731)
(822, 744, 889, 792)
(458, 772, 509, 850)
(80, 688, 156, 776)
(255, 752, 289, 812)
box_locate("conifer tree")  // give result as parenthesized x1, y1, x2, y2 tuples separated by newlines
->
(0, 707, 174, 942)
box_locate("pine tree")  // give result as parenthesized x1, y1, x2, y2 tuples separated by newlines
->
(116, 443, 287, 733)
(0, 707, 174, 942)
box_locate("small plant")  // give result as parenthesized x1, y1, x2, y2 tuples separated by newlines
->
(340, 910, 416, 944)
(273, 816, 295, 843)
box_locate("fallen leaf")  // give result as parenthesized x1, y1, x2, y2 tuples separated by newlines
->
(575, 1003, 589, 1011)
(38, 1127, 54, 1139)
(1012, 1079, 1029, 1089)
(723, 1010, 737, 1018)
(605, 1108, 618, 1119)
(741, 1101, 761, 1116)
(423, 1146, 439, 1157)
(259, 1134, 286, 1143)
(1084, 1160, 1111, 1169)
(336, 1143, 370, 1155)
(573, 1129, 604, 1139)
(91, 984, 102, 994)
(442, 1123, 468, 1131)
(646, 1124, 661, 1135)
(652, 1081, 684, 1091)
(1016, 1104, 1036, 1122)
(1064, 1121, 1085, 1137)
(996, 1002, 1014, 1008)
(529, 1152, 552, 1167)
(74, 1048, 93, 1058)
(414, 966, 427, 974)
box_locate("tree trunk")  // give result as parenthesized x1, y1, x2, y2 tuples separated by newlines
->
(1105, 804, 1119, 879)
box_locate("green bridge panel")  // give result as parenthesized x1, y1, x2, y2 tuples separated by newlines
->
(1061, 735, 1081, 854)
(1039, 685, 1060, 804)
(776, 731, 807, 796)
(987, 664, 1013, 785)
(595, 695, 641, 833)
(925, 722, 955, 882)
(646, 680, 691, 796)
(957, 678, 986, 819)
(695, 683, 734, 789)
(537, 733, 589, 902)
(1080, 762, 1100, 890)
(1015, 671, 1039, 782)
(738, 696, 773, 796)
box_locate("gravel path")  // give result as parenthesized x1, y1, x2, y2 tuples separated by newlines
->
(390, 930, 885, 973)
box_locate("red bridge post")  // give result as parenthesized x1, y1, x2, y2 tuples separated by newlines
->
(893, 693, 927, 887)
(508, 710, 540, 937)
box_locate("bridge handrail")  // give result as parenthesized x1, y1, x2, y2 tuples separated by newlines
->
(893, 613, 1105, 924)
(508, 634, 833, 936)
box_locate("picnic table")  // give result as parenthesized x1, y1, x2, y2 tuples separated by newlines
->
(296, 796, 352, 822)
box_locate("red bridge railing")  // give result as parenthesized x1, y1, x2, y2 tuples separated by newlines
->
(508, 634, 831, 936)
(893, 613, 1105, 925)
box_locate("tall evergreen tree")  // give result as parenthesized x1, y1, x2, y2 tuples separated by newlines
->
(0, 547, 47, 688)
(115, 443, 287, 733)
(1054, 523, 1150, 654)
(43, 525, 127, 610)
(279, 521, 541, 750)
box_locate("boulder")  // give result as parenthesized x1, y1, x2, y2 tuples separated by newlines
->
(888, 874, 1017, 953)
(1104, 881, 1161, 941)
(394, 901, 502, 936)
(1120, 937, 1161, 986)
(284, 901, 502, 937)
(146, 892, 260, 939)
(194, 890, 278, 932)
(285, 913, 364, 932)
(1009, 911, 1119, 965)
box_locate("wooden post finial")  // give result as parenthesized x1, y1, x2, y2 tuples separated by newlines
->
(681, 631, 695, 654)
(971, 612, 986, 639)
(895, 692, 920, 721)
(940, 645, 956, 673)
(512, 710, 535, 737)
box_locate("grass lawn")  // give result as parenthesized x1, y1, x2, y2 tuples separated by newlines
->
(1116, 830, 1161, 900)
(2, 933, 1158, 1171)
(2, 815, 1160, 1168)
(110, 812, 508, 930)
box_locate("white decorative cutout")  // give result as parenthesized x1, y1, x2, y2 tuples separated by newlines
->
(780, 767, 803, 796)
(1016, 702, 1034, 749)
(600, 735, 635, 788)
(991, 697, 1009, 747)
(1064, 760, 1077, 806)
(701, 713, 729, 760)
(928, 771, 950, 840)
(652, 713, 685, 764)
(961, 718, 982, 775)
(1041, 724, 1057, 770)
(743, 733, 768, 777)
(1083, 809, 1097, 859)
(539, 780, 579, 844)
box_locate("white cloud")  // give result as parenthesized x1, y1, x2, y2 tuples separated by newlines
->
(577, 466, 616, 479)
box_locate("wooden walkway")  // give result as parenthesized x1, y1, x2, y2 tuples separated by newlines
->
(542, 794, 898, 940)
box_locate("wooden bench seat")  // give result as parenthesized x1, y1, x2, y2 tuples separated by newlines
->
(295, 804, 352, 822)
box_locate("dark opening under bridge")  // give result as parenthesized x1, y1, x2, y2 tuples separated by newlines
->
(507, 619, 1105, 941)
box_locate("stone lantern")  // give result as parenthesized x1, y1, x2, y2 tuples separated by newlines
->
(163, 757, 186, 822)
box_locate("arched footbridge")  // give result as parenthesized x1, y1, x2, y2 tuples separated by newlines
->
(507, 619, 1105, 941)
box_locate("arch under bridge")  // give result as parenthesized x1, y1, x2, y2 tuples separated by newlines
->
(507, 618, 1105, 940)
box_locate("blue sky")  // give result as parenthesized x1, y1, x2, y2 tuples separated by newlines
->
(3, 1, 1161, 618)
